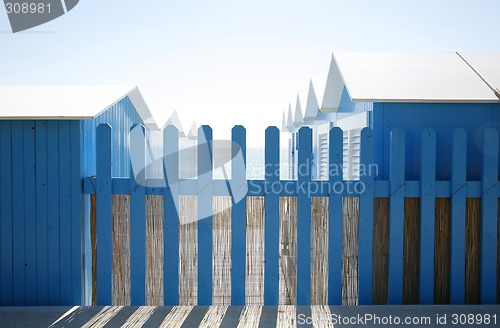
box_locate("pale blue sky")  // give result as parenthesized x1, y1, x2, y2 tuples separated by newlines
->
(1, 0, 500, 146)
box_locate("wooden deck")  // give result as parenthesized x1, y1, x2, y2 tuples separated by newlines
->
(1, 305, 499, 327)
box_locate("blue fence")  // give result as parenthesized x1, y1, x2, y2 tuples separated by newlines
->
(83, 124, 499, 306)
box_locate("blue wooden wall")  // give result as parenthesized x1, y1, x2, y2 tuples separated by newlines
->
(372, 102, 500, 180)
(0, 96, 146, 306)
(0, 120, 82, 306)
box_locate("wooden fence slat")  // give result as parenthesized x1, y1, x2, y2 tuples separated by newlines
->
(264, 126, 280, 305)
(358, 127, 374, 304)
(450, 128, 467, 304)
(164, 125, 180, 305)
(480, 128, 499, 304)
(328, 127, 343, 305)
(198, 125, 213, 305)
(231, 125, 247, 306)
(59, 122, 72, 305)
(0, 121, 13, 306)
(419, 128, 437, 304)
(11, 121, 25, 306)
(388, 128, 405, 304)
(297, 127, 312, 305)
(130, 124, 147, 305)
(96, 124, 113, 305)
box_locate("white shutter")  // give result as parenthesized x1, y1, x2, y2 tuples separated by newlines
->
(318, 133, 329, 180)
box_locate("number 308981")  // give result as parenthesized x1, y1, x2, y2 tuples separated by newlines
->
(5, 2, 51, 14)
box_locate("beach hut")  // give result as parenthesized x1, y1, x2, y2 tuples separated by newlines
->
(292, 52, 500, 180)
(0, 86, 156, 306)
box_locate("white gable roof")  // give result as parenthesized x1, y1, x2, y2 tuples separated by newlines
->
(0, 85, 158, 129)
(286, 103, 294, 129)
(304, 77, 327, 121)
(293, 92, 307, 126)
(459, 52, 500, 98)
(321, 52, 500, 112)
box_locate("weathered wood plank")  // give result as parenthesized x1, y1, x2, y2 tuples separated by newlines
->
(159, 306, 193, 328)
(246, 197, 264, 305)
(373, 198, 389, 305)
(236, 306, 262, 328)
(199, 306, 229, 328)
(403, 198, 420, 304)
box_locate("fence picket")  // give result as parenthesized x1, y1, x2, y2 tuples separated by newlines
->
(297, 127, 312, 305)
(164, 125, 180, 305)
(264, 126, 280, 305)
(96, 124, 113, 305)
(328, 127, 343, 305)
(388, 129, 405, 304)
(198, 125, 213, 305)
(450, 129, 467, 304)
(480, 128, 499, 304)
(419, 129, 436, 304)
(358, 127, 374, 305)
(231, 125, 247, 306)
(130, 124, 147, 305)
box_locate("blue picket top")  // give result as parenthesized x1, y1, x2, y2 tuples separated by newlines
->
(198, 125, 213, 305)
(0, 121, 13, 306)
(264, 126, 280, 305)
(419, 128, 436, 304)
(328, 127, 343, 305)
(163, 125, 180, 306)
(129, 124, 146, 305)
(96, 124, 113, 305)
(297, 127, 312, 305)
(388, 128, 405, 304)
(231, 125, 247, 306)
(450, 129, 467, 304)
(358, 127, 374, 305)
(480, 128, 499, 304)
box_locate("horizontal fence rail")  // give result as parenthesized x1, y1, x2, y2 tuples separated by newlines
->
(85, 124, 500, 306)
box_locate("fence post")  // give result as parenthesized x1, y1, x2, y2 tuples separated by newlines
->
(480, 128, 499, 304)
(163, 125, 180, 306)
(297, 127, 312, 305)
(419, 128, 436, 304)
(198, 125, 213, 305)
(264, 126, 279, 305)
(129, 124, 146, 305)
(388, 129, 405, 304)
(231, 125, 246, 306)
(358, 127, 374, 305)
(328, 127, 343, 305)
(96, 124, 112, 305)
(450, 129, 467, 304)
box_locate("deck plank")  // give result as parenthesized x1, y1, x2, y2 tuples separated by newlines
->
(159, 306, 193, 328)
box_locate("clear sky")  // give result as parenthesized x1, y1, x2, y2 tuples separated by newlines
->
(1, 0, 500, 146)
